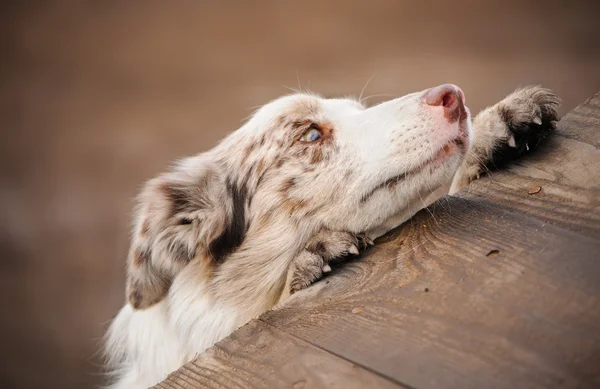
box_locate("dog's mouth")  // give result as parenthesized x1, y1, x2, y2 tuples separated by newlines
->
(432, 136, 466, 162)
(405, 136, 466, 176)
(359, 137, 466, 203)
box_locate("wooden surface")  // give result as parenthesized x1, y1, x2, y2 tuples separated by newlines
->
(157, 92, 600, 389)
(154, 320, 402, 389)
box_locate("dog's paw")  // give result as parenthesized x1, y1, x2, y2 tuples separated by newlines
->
(455, 86, 562, 191)
(493, 86, 560, 165)
(289, 230, 373, 294)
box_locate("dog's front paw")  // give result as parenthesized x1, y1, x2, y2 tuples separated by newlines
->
(493, 86, 560, 164)
(455, 86, 562, 191)
(289, 230, 373, 294)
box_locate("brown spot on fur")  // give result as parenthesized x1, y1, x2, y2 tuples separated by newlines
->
(272, 115, 289, 131)
(309, 241, 327, 256)
(140, 219, 150, 236)
(129, 289, 143, 308)
(255, 209, 275, 232)
(245, 161, 257, 179)
(304, 202, 325, 218)
(256, 158, 265, 175)
(242, 144, 253, 164)
(128, 286, 167, 310)
(275, 157, 286, 169)
(288, 199, 307, 216)
(169, 240, 196, 263)
(289, 98, 321, 119)
(309, 147, 324, 164)
(132, 248, 151, 267)
(292, 120, 305, 128)
(318, 123, 334, 140)
(280, 177, 296, 194)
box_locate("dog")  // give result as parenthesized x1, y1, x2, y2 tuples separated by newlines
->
(104, 84, 559, 388)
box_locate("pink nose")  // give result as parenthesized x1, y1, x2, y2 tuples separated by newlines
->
(423, 84, 466, 122)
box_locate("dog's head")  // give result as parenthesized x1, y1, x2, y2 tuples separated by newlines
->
(126, 84, 471, 309)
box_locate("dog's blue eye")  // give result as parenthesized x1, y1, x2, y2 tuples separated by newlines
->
(300, 128, 322, 142)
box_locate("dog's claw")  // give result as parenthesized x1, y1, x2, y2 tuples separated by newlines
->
(507, 135, 516, 148)
(290, 230, 374, 293)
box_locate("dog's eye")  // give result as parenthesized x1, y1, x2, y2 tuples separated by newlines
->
(300, 127, 322, 142)
(179, 218, 193, 225)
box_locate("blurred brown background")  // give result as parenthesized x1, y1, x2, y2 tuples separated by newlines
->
(1, 1, 599, 388)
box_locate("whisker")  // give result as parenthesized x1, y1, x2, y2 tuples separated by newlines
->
(296, 70, 303, 93)
(283, 85, 302, 94)
(360, 93, 396, 104)
(358, 74, 377, 103)
(418, 190, 438, 224)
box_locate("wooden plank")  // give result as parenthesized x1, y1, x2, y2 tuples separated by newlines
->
(154, 319, 404, 389)
(554, 91, 600, 147)
(463, 90, 600, 237)
(262, 195, 600, 389)
(464, 161, 600, 238)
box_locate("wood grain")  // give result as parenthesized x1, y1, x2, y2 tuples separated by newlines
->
(555, 91, 600, 147)
(263, 195, 600, 389)
(153, 319, 403, 389)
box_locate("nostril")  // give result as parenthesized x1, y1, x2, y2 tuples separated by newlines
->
(424, 84, 466, 123)
(442, 92, 457, 109)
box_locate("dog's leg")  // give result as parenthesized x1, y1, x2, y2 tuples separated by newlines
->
(451, 86, 560, 193)
(285, 229, 373, 294)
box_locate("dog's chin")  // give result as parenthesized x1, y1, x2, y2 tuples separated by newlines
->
(402, 137, 467, 180)
(432, 137, 466, 164)
(361, 138, 466, 207)
(412, 139, 465, 193)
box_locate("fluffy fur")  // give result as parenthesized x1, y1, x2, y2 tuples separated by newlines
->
(104, 85, 559, 388)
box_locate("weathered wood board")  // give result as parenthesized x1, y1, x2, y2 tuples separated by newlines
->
(157, 92, 600, 389)
(155, 320, 403, 389)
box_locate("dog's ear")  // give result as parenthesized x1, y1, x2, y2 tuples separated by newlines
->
(125, 162, 248, 309)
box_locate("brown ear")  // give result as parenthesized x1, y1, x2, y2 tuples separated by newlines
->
(124, 176, 181, 309)
(126, 245, 170, 310)
(124, 165, 249, 309)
